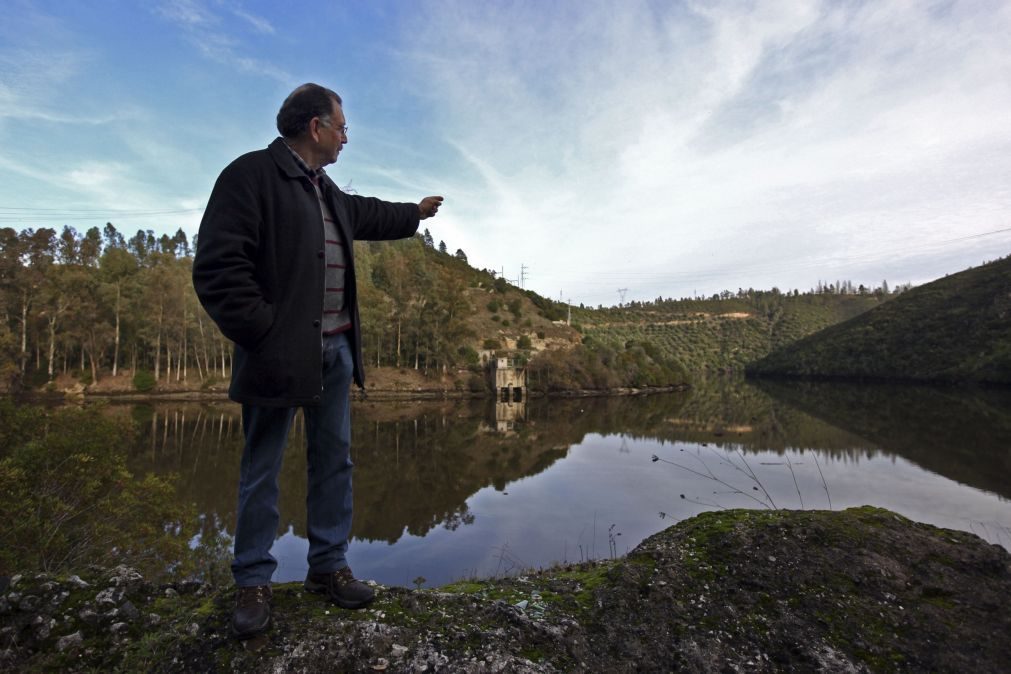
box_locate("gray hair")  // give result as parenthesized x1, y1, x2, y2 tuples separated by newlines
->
(276, 83, 342, 139)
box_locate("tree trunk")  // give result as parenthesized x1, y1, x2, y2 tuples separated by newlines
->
(19, 290, 29, 374)
(197, 314, 211, 375)
(112, 283, 121, 377)
(180, 287, 188, 382)
(154, 301, 164, 380)
(88, 345, 98, 384)
(47, 316, 57, 380)
(192, 341, 204, 382)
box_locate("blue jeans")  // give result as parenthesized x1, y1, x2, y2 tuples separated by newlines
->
(232, 332, 354, 586)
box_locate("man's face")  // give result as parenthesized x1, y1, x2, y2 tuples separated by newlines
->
(317, 99, 348, 167)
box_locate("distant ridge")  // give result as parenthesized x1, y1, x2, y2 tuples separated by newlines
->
(746, 256, 1011, 385)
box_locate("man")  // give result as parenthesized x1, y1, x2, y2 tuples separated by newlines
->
(193, 83, 442, 639)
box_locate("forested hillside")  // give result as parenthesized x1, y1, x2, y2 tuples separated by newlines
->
(0, 224, 687, 393)
(572, 290, 885, 373)
(747, 256, 1011, 384)
(2, 223, 896, 394)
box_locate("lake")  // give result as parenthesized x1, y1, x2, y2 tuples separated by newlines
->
(118, 378, 1011, 588)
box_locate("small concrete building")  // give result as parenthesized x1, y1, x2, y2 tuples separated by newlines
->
(493, 357, 526, 401)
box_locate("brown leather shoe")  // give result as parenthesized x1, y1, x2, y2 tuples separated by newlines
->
(231, 584, 271, 638)
(304, 567, 375, 609)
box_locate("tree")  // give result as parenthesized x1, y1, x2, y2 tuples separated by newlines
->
(99, 247, 139, 377)
(422, 228, 435, 248)
(438, 240, 447, 254)
(172, 228, 190, 257)
(56, 226, 80, 264)
(102, 222, 125, 250)
(454, 248, 468, 264)
(38, 264, 79, 380)
(18, 229, 56, 376)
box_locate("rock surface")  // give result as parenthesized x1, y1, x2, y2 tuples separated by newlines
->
(1, 507, 1008, 672)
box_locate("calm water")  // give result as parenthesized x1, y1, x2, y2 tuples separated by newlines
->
(120, 379, 1011, 587)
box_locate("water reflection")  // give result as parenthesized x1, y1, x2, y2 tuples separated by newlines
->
(753, 380, 1011, 500)
(118, 379, 1011, 586)
(484, 400, 526, 434)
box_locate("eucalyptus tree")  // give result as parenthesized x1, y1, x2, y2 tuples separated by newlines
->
(98, 247, 139, 377)
(19, 229, 57, 377)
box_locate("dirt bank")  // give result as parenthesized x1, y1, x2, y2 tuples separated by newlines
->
(25, 367, 687, 403)
(2, 507, 1008, 672)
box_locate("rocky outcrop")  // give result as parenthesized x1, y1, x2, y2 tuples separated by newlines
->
(2, 507, 1009, 672)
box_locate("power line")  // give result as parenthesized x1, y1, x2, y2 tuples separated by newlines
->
(0, 207, 203, 225)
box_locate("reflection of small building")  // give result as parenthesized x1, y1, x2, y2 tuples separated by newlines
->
(493, 357, 526, 402)
(495, 400, 527, 433)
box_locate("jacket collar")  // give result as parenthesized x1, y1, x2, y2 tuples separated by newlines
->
(268, 137, 311, 180)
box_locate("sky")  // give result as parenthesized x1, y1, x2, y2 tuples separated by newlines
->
(1, 0, 1010, 306)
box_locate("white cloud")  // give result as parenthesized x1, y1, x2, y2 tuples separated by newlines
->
(156, 0, 217, 28)
(0, 36, 131, 125)
(154, 0, 290, 83)
(399, 0, 1011, 303)
(228, 5, 275, 35)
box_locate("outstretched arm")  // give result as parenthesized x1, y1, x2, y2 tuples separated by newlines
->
(419, 196, 444, 219)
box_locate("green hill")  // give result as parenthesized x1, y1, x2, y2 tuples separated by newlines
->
(746, 256, 1011, 384)
(573, 291, 883, 374)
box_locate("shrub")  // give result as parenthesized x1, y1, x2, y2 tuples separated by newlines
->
(133, 369, 156, 392)
(486, 299, 501, 313)
(467, 373, 488, 392)
(0, 403, 196, 579)
(517, 335, 533, 349)
(457, 345, 480, 366)
(483, 338, 502, 350)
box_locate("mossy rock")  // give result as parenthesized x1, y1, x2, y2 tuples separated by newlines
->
(2, 507, 1009, 672)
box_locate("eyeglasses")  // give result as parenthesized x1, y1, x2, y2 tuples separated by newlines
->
(319, 118, 348, 136)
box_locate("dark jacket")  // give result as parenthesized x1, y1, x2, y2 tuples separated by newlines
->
(193, 138, 419, 407)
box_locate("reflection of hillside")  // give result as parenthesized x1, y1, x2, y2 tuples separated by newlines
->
(619, 379, 880, 457)
(119, 388, 880, 550)
(755, 380, 1011, 500)
(123, 403, 246, 543)
(351, 399, 571, 543)
(118, 380, 1005, 550)
(124, 400, 587, 546)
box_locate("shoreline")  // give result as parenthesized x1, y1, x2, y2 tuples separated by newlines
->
(9, 384, 690, 404)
